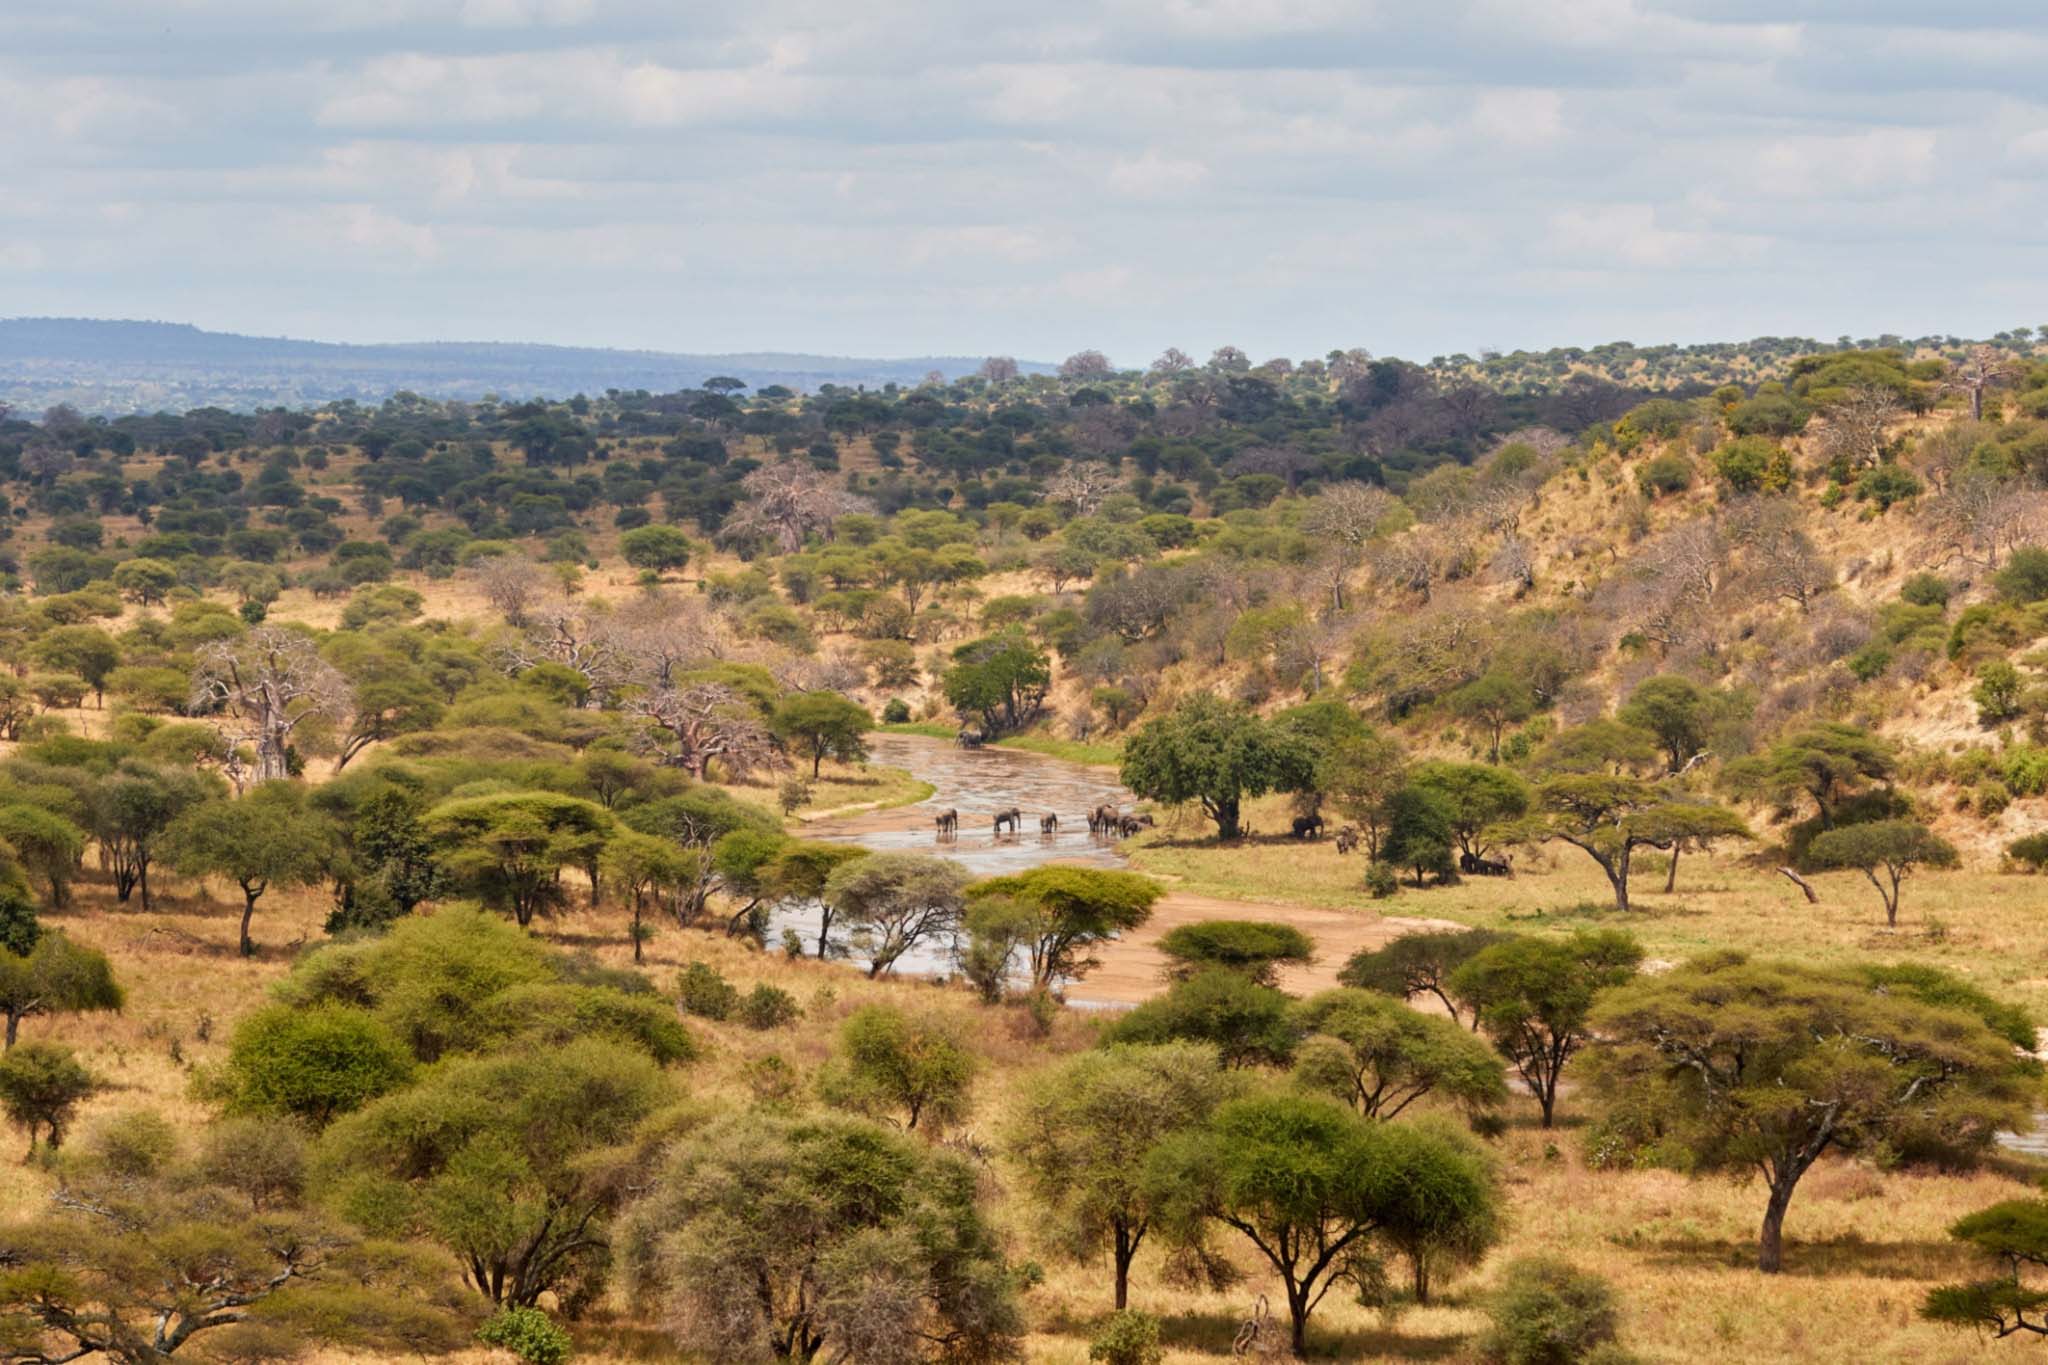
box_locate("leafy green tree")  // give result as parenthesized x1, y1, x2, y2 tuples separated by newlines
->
(0, 1041, 96, 1156)
(1381, 783, 1457, 886)
(0, 802, 86, 908)
(1447, 672, 1536, 763)
(212, 1002, 415, 1126)
(1120, 694, 1314, 840)
(1804, 818, 1959, 926)
(618, 523, 693, 574)
(0, 930, 123, 1049)
(942, 629, 1052, 736)
(1147, 1092, 1499, 1357)
(425, 791, 613, 927)
(1589, 954, 2036, 1272)
(600, 829, 697, 962)
(1289, 989, 1506, 1121)
(1406, 761, 1530, 862)
(1515, 772, 1749, 912)
(1338, 928, 1508, 1030)
(1321, 728, 1408, 859)
(324, 786, 448, 933)
(1618, 675, 1720, 774)
(771, 690, 872, 778)
(822, 851, 971, 977)
(1449, 930, 1642, 1127)
(318, 1038, 670, 1306)
(965, 866, 1161, 993)
(1974, 660, 2025, 724)
(30, 625, 120, 706)
(327, 646, 445, 770)
(819, 1003, 976, 1132)
(1158, 920, 1314, 987)
(618, 1109, 1024, 1363)
(164, 782, 333, 956)
(1923, 1193, 2048, 1340)
(1008, 1041, 1241, 1309)
(87, 762, 220, 910)
(759, 838, 868, 958)
(1103, 970, 1297, 1069)
(1723, 721, 1895, 828)
(112, 556, 179, 605)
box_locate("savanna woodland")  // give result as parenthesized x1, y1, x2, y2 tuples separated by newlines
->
(8, 333, 2048, 1362)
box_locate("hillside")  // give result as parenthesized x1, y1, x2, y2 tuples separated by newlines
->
(7, 340, 2048, 1364)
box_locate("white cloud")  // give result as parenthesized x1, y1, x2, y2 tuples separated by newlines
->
(1471, 89, 1563, 148)
(1106, 150, 1209, 197)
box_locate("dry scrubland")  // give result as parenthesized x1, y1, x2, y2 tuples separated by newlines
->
(15, 784, 2040, 1365)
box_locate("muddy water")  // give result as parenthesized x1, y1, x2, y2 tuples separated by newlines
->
(764, 734, 1138, 977)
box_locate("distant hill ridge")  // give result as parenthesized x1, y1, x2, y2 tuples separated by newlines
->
(0, 318, 1048, 413)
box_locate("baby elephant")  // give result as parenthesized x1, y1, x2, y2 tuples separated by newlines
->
(1040, 813, 1058, 835)
(934, 808, 958, 838)
(1334, 825, 1360, 855)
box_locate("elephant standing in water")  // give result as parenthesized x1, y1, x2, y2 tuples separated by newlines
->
(993, 807, 1023, 836)
(934, 808, 958, 838)
(1040, 813, 1058, 835)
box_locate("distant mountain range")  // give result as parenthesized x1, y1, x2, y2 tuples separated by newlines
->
(0, 318, 1050, 414)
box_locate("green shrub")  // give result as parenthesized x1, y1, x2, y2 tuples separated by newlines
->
(1635, 453, 1692, 497)
(1709, 436, 1788, 493)
(476, 1306, 572, 1365)
(1478, 1256, 1624, 1365)
(1974, 661, 2025, 724)
(2010, 832, 2048, 872)
(735, 983, 800, 1031)
(214, 1003, 414, 1127)
(1973, 780, 2013, 819)
(1088, 1310, 1163, 1365)
(882, 697, 912, 724)
(676, 961, 738, 1021)
(1855, 464, 1922, 510)
(1364, 861, 1399, 899)
(1996, 546, 2048, 603)
(1900, 572, 1950, 608)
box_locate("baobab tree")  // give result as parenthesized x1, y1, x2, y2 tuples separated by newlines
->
(190, 627, 351, 783)
(1149, 347, 1194, 375)
(978, 356, 1019, 384)
(1815, 387, 1902, 471)
(1059, 349, 1114, 379)
(1942, 345, 2019, 421)
(1043, 462, 1122, 516)
(720, 462, 873, 555)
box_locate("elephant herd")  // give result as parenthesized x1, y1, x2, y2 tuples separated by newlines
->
(931, 803, 1153, 841)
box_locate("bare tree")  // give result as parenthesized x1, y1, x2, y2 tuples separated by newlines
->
(495, 595, 632, 702)
(1814, 387, 1902, 470)
(470, 555, 551, 627)
(1614, 520, 1726, 652)
(1149, 347, 1194, 376)
(978, 356, 1020, 384)
(1043, 462, 1122, 516)
(1726, 499, 1834, 614)
(1920, 470, 2041, 569)
(719, 462, 873, 555)
(191, 627, 352, 782)
(1059, 350, 1114, 380)
(1942, 345, 2020, 422)
(1370, 531, 1444, 603)
(1208, 346, 1250, 373)
(1489, 533, 1536, 594)
(628, 682, 782, 779)
(1301, 482, 1397, 610)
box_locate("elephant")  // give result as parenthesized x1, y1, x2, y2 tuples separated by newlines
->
(935, 808, 958, 838)
(1291, 814, 1325, 840)
(1040, 813, 1058, 835)
(993, 807, 1023, 835)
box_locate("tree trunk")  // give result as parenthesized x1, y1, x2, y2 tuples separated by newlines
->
(4, 1012, 18, 1048)
(239, 888, 260, 957)
(1285, 1279, 1311, 1359)
(1664, 844, 1680, 894)
(1214, 798, 1241, 841)
(1605, 853, 1631, 913)
(1777, 867, 1819, 903)
(1112, 1223, 1138, 1311)
(140, 858, 153, 912)
(812, 750, 823, 779)
(1759, 1175, 1798, 1273)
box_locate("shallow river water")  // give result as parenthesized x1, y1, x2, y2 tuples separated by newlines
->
(763, 733, 1139, 977)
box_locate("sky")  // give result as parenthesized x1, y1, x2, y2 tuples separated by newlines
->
(4, 0, 2046, 364)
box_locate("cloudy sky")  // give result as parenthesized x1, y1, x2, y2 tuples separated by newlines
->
(5, 1, 2046, 363)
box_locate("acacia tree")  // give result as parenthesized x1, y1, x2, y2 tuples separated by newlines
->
(1723, 722, 1894, 829)
(1618, 675, 1719, 774)
(1147, 1093, 1499, 1358)
(1589, 955, 2036, 1273)
(1291, 989, 1506, 1122)
(86, 763, 220, 911)
(191, 626, 352, 783)
(1518, 772, 1750, 913)
(0, 929, 124, 1048)
(818, 1004, 976, 1132)
(1120, 694, 1315, 840)
(964, 866, 1162, 993)
(942, 630, 1052, 737)
(1158, 920, 1314, 987)
(1924, 1191, 2048, 1340)
(617, 1109, 1023, 1362)
(1449, 929, 1642, 1127)
(1338, 928, 1508, 1030)
(424, 792, 614, 928)
(163, 784, 332, 957)
(822, 852, 972, 978)
(1804, 818, 1959, 926)
(770, 691, 872, 778)
(1009, 1042, 1240, 1311)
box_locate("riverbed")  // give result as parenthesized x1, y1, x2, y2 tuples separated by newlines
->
(775, 734, 1461, 1006)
